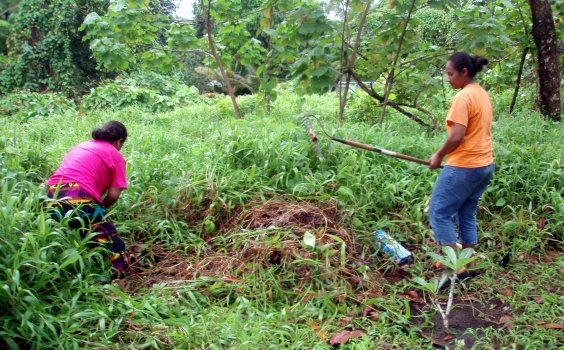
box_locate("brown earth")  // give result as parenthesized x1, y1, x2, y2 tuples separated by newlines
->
(123, 197, 519, 348)
(125, 197, 386, 300)
(410, 296, 512, 348)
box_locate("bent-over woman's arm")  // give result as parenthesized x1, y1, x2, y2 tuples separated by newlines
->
(103, 187, 124, 208)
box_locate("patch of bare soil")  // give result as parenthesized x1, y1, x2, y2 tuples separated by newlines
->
(410, 296, 512, 348)
(126, 198, 386, 299)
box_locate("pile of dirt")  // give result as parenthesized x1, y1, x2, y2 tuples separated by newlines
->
(126, 198, 385, 298)
(240, 198, 341, 232)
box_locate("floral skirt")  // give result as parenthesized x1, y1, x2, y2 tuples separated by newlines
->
(45, 182, 127, 278)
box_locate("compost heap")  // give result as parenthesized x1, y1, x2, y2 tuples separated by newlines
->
(127, 198, 386, 299)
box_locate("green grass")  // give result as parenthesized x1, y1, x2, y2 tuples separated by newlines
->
(0, 90, 562, 349)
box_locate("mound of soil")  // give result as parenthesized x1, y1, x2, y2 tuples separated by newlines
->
(240, 198, 341, 232)
(126, 198, 386, 298)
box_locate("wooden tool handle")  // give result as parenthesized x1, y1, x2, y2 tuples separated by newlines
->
(331, 136, 442, 168)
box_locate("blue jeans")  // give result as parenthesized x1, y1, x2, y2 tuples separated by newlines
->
(429, 164, 494, 245)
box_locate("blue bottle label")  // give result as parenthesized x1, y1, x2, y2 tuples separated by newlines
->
(373, 230, 412, 265)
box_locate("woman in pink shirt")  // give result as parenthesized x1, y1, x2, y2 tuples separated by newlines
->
(46, 121, 128, 281)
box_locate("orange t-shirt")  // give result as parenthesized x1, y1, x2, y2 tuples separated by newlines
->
(445, 83, 493, 168)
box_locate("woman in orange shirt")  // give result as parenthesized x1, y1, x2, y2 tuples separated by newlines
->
(428, 52, 494, 252)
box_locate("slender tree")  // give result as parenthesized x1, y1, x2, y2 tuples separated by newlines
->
(509, 47, 528, 114)
(379, 0, 416, 123)
(338, 0, 370, 126)
(202, 0, 241, 118)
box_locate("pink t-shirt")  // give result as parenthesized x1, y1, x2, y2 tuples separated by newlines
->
(47, 140, 127, 203)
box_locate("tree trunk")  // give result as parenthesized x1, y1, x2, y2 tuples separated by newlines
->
(528, 0, 561, 121)
(202, 0, 241, 119)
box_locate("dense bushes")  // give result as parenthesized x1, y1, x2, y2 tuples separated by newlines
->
(0, 72, 212, 119)
(0, 0, 107, 96)
(80, 71, 210, 112)
(0, 92, 76, 120)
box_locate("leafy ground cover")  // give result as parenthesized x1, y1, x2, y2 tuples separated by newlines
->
(0, 91, 562, 349)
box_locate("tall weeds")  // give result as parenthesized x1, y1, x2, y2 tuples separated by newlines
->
(0, 91, 561, 348)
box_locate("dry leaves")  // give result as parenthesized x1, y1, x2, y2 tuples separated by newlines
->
(339, 317, 353, 327)
(399, 290, 423, 302)
(221, 275, 244, 283)
(329, 329, 366, 346)
(499, 315, 514, 327)
(309, 320, 328, 341)
(536, 322, 564, 330)
(420, 331, 449, 346)
(361, 305, 379, 321)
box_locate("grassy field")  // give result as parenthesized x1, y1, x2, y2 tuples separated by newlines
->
(0, 91, 562, 349)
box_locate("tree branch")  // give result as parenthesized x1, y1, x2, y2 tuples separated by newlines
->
(435, 300, 449, 335)
(509, 47, 528, 114)
(135, 44, 213, 58)
(349, 69, 432, 129)
(445, 274, 457, 317)
(0, 4, 19, 18)
(398, 51, 452, 67)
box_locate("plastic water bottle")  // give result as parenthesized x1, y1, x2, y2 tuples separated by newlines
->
(373, 230, 412, 265)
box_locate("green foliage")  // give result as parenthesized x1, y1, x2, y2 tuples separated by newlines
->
(81, 0, 179, 72)
(413, 246, 478, 295)
(0, 0, 107, 96)
(0, 92, 77, 120)
(81, 0, 340, 100)
(412, 272, 449, 295)
(0, 18, 10, 54)
(82, 76, 207, 112)
(279, 2, 339, 94)
(178, 51, 213, 92)
(0, 178, 111, 348)
(346, 90, 392, 123)
(117, 70, 197, 97)
(0, 1, 19, 56)
(412, 7, 455, 47)
(78, 0, 551, 125)
(412, 246, 481, 334)
(448, 0, 539, 95)
(428, 247, 479, 274)
(452, 0, 528, 57)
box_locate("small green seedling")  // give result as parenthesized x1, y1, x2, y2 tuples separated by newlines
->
(412, 246, 480, 335)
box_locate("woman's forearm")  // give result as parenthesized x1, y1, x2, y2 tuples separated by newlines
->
(429, 122, 466, 169)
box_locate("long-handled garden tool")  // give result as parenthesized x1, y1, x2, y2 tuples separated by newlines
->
(301, 114, 440, 168)
(300, 115, 511, 275)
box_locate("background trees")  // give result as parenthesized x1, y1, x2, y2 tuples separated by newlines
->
(0, 0, 561, 122)
(0, 0, 108, 96)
